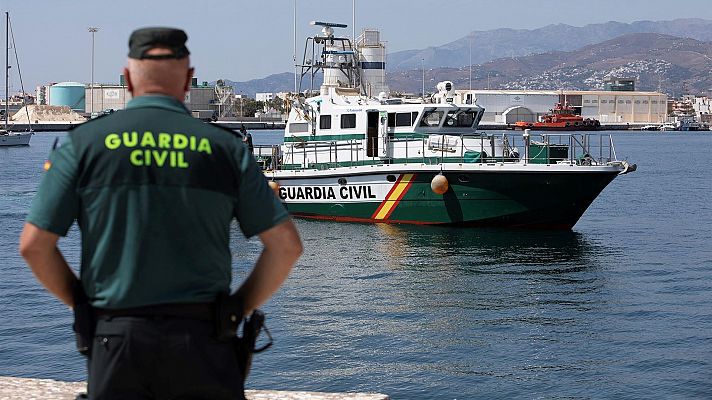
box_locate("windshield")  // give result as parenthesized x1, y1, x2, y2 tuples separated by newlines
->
(419, 110, 444, 127)
(444, 109, 479, 128)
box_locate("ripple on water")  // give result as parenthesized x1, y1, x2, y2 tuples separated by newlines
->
(2, 133, 712, 397)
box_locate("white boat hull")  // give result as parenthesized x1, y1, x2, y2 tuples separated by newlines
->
(0, 132, 32, 146)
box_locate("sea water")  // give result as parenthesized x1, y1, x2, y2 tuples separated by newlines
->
(1, 131, 711, 399)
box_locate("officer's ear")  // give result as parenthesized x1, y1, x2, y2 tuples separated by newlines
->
(124, 67, 134, 94)
(184, 67, 194, 93)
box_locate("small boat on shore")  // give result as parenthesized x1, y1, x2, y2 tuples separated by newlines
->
(254, 22, 635, 229)
(514, 102, 600, 131)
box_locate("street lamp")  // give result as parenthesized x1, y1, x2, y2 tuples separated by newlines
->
(421, 58, 425, 99)
(88, 27, 98, 115)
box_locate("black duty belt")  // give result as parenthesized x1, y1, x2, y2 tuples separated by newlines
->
(94, 302, 214, 321)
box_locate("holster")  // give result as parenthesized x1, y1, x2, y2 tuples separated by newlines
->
(233, 310, 272, 380)
(213, 292, 272, 381)
(71, 280, 95, 356)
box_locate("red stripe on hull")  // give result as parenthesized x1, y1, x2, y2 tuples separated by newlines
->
(290, 213, 575, 229)
(370, 174, 405, 219)
(381, 176, 416, 220)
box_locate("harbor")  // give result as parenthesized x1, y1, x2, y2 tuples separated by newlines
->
(3, 1, 712, 398)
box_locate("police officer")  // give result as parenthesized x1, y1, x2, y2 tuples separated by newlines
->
(240, 125, 254, 154)
(19, 27, 302, 399)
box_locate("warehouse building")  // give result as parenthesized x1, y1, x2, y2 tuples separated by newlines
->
(456, 90, 668, 125)
(84, 77, 216, 115)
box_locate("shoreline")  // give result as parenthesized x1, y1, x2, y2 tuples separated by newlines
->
(0, 376, 390, 400)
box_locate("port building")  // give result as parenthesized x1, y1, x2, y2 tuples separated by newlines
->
(455, 90, 668, 125)
(83, 78, 216, 115)
(37, 77, 219, 116)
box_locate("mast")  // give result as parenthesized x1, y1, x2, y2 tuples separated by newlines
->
(293, 0, 297, 93)
(5, 12, 8, 131)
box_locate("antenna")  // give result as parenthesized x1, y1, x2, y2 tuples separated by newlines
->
(310, 21, 347, 39)
(310, 21, 348, 28)
(293, 0, 297, 93)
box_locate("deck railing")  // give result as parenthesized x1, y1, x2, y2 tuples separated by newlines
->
(253, 132, 618, 171)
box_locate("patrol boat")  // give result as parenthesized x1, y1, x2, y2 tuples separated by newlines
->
(255, 22, 636, 228)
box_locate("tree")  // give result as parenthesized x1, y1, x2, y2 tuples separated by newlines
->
(265, 97, 285, 113)
(238, 99, 264, 117)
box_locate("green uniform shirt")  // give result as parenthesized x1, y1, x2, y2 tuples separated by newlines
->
(27, 95, 288, 309)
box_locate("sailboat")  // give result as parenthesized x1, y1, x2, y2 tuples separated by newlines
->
(1, 12, 31, 146)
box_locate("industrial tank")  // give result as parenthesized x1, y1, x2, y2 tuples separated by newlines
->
(49, 82, 86, 112)
(357, 29, 388, 97)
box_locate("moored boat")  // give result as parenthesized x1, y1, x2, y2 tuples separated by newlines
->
(1, 12, 32, 147)
(514, 102, 600, 131)
(255, 22, 635, 229)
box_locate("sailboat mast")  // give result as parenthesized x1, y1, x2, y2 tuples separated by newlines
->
(5, 12, 8, 131)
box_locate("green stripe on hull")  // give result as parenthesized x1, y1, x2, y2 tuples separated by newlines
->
(280, 157, 468, 170)
(280, 171, 619, 228)
(286, 202, 381, 219)
(284, 133, 365, 142)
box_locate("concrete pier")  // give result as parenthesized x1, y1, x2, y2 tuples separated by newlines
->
(6, 120, 286, 132)
(0, 377, 389, 400)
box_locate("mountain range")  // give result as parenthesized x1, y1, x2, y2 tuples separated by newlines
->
(388, 33, 712, 95)
(388, 18, 712, 70)
(222, 19, 712, 97)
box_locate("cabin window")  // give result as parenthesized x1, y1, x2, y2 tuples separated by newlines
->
(412, 112, 419, 123)
(584, 99, 591, 103)
(395, 112, 412, 127)
(474, 110, 483, 126)
(443, 110, 478, 127)
(320, 115, 331, 130)
(341, 114, 356, 129)
(289, 122, 309, 133)
(387, 113, 396, 127)
(419, 110, 444, 127)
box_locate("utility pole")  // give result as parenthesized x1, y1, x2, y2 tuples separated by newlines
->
(88, 27, 98, 115)
(469, 36, 472, 91)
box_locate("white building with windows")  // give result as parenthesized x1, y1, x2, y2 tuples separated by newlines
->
(455, 89, 668, 125)
(256, 93, 275, 103)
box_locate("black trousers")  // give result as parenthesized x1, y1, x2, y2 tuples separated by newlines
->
(87, 316, 245, 400)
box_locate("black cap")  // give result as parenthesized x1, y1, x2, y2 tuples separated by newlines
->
(128, 27, 190, 60)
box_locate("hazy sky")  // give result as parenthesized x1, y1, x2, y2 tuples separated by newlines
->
(4, 0, 712, 91)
